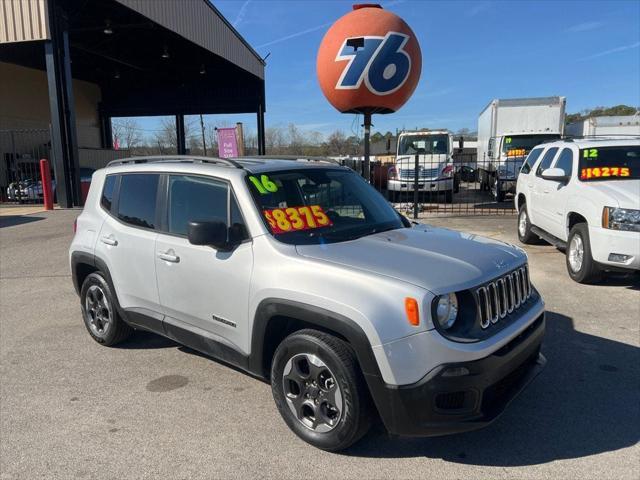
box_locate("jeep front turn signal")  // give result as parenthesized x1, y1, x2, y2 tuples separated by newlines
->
(405, 297, 420, 326)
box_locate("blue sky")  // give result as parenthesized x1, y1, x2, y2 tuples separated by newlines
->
(127, 0, 640, 141)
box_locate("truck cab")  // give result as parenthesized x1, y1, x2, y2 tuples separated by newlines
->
(387, 130, 455, 202)
(486, 133, 562, 201)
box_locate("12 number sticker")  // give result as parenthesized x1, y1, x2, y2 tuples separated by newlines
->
(264, 205, 333, 234)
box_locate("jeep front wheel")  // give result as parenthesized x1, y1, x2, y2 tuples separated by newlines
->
(270, 329, 371, 451)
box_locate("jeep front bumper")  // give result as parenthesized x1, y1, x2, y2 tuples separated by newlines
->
(365, 313, 545, 437)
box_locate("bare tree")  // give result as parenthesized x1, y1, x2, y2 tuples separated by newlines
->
(111, 118, 142, 150)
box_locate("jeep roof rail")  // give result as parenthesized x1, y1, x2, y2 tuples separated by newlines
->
(106, 155, 245, 169)
(234, 155, 342, 165)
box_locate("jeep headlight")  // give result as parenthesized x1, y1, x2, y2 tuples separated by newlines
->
(602, 207, 640, 232)
(434, 293, 458, 329)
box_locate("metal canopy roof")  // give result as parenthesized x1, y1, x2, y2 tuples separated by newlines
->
(115, 0, 264, 80)
(0, 0, 266, 117)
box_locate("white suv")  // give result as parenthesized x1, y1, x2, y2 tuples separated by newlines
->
(515, 138, 640, 283)
(70, 156, 546, 451)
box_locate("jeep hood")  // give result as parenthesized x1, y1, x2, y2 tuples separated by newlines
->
(295, 226, 527, 294)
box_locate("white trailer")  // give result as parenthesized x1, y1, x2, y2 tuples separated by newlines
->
(565, 114, 640, 137)
(477, 96, 566, 201)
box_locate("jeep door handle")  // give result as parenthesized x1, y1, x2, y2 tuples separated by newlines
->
(100, 235, 118, 246)
(157, 250, 180, 263)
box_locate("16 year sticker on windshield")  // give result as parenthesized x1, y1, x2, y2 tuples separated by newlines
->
(249, 175, 279, 194)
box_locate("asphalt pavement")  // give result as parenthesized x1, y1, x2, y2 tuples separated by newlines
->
(1, 210, 638, 480)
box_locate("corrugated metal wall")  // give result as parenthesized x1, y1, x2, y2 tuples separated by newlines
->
(0, 0, 49, 43)
(116, 0, 264, 79)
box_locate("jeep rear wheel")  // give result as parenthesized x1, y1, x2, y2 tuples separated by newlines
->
(271, 329, 371, 451)
(80, 273, 133, 346)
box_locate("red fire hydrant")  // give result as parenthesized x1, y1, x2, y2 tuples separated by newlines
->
(39, 158, 54, 210)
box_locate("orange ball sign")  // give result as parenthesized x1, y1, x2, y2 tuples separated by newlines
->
(316, 5, 422, 114)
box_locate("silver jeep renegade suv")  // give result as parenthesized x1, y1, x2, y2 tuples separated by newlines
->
(70, 155, 546, 451)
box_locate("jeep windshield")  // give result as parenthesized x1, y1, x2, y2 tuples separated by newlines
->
(398, 134, 449, 155)
(578, 145, 640, 181)
(502, 134, 560, 154)
(247, 168, 404, 245)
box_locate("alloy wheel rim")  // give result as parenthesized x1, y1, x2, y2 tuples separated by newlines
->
(519, 210, 528, 237)
(85, 285, 111, 337)
(569, 234, 584, 272)
(282, 353, 343, 433)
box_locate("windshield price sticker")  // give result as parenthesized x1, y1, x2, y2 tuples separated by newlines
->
(264, 205, 332, 234)
(580, 167, 630, 180)
(249, 175, 279, 194)
(506, 148, 526, 157)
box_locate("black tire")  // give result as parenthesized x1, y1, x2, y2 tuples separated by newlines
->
(517, 204, 539, 244)
(271, 329, 372, 451)
(566, 223, 601, 283)
(80, 272, 133, 346)
(443, 189, 453, 203)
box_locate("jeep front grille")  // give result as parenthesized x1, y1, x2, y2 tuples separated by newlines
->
(476, 265, 531, 329)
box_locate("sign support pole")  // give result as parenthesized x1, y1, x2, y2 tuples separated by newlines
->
(363, 113, 372, 182)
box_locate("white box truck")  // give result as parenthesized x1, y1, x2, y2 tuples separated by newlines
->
(477, 96, 566, 201)
(565, 114, 640, 137)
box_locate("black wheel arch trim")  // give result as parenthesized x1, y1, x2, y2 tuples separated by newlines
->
(71, 251, 126, 320)
(249, 298, 384, 380)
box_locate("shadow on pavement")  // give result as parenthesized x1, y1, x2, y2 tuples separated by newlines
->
(345, 311, 640, 466)
(0, 215, 45, 228)
(117, 330, 177, 349)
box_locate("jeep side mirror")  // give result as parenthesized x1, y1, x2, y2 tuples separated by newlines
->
(541, 167, 569, 183)
(188, 220, 231, 250)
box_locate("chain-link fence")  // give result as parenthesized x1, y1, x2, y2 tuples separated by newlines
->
(345, 152, 522, 218)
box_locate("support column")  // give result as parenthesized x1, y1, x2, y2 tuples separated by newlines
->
(176, 114, 186, 155)
(99, 111, 113, 149)
(257, 82, 266, 155)
(44, 0, 81, 207)
(257, 105, 265, 155)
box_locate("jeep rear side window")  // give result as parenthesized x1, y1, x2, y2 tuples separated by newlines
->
(116, 174, 159, 229)
(101, 175, 116, 212)
(535, 147, 558, 177)
(521, 148, 543, 175)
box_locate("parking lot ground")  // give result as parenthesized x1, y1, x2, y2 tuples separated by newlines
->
(1, 210, 638, 480)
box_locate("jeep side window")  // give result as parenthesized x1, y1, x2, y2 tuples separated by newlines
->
(521, 148, 543, 175)
(554, 148, 574, 176)
(535, 147, 559, 177)
(167, 175, 227, 236)
(116, 173, 159, 229)
(101, 175, 117, 212)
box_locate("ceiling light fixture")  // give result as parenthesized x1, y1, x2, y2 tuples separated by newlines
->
(114, 70, 120, 79)
(161, 46, 170, 59)
(199, 64, 206, 74)
(103, 20, 113, 35)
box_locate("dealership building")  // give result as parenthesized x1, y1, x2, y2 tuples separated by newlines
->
(0, 0, 266, 207)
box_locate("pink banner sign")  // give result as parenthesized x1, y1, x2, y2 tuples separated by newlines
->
(217, 128, 238, 158)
